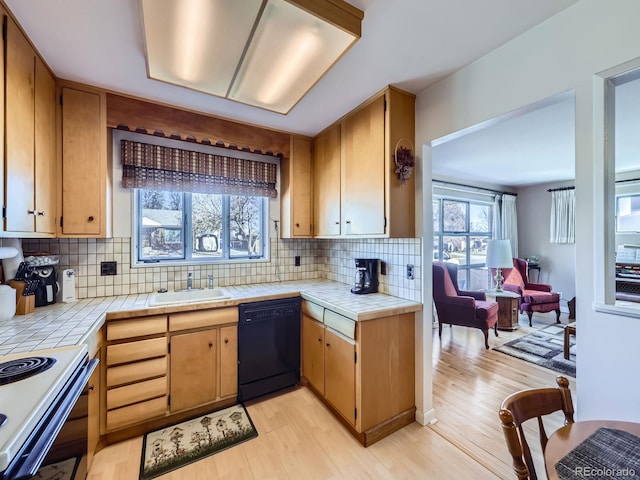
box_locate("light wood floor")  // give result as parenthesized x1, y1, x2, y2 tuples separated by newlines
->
(88, 312, 575, 480)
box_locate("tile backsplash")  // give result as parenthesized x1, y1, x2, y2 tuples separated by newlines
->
(21, 237, 422, 302)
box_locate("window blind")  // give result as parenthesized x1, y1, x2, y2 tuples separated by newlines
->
(120, 139, 277, 198)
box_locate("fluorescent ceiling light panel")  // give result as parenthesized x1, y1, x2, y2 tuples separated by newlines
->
(140, 0, 362, 114)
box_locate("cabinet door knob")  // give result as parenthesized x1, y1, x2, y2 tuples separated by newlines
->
(224, 338, 229, 344)
(88, 216, 94, 222)
(295, 223, 300, 227)
(335, 221, 340, 225)
(317, 338, 322, 342)
(345, 220, 351, 224)
(326, 343, 330, 347)
(208, 342, 213, 347)
(27, 210, 37, 216)
(37, 211, 45, 216)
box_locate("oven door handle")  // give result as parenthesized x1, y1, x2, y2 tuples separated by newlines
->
(10, 358, 98, 480)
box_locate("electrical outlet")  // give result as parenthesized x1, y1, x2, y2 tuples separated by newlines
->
(380, 261, 387, 275)
(295, 255, 301, 267)
(406, 264, 414, 280)
(100, 261, 117, 276)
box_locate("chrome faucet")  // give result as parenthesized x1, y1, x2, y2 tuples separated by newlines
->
(187, 272, 193, 290)
(208, 274, 214, 289)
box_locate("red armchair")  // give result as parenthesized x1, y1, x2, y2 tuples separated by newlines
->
(502, 258, 561, 327)
(432, 261, 499, 349)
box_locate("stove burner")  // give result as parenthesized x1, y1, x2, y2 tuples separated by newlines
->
(0, 356, 56, 386)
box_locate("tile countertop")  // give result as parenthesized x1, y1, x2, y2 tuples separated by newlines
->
(0, 280, 422, 355)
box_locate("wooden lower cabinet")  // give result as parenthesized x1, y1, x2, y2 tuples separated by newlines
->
(101, 308, 238, 441)
(170, 329, 217, 412)
(301, 314, 325, 394)
(219, 325, 238, 398)
(301, 300, 415, 446)
(324, 328, 356, 425)
(104, 329, 168, 432)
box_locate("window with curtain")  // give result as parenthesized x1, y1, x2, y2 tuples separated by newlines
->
(550, 189, 575, 243)
(118, 133, 275, 264)
(501, 194, 519, 257)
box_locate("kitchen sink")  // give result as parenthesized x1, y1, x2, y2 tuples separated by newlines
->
(148, 288, 231, 306)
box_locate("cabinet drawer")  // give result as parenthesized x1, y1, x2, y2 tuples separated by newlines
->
(107, 315, 167, 341)
(106, 337, 166, 366)
(302, 300, 324, 323)
(169, 307, 238, 331)
(106, 396, 167, 431)
(107, 357, 168, 388)
(107, 376, 167, 410)
(324, 310, 356, 340)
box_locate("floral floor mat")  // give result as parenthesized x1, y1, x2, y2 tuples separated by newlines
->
(140, 404, 258, 480)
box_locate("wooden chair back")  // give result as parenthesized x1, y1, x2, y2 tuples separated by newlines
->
(499, 376, 574, 480)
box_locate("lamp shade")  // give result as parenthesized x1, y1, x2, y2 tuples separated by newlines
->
(486, 240, 513, 269)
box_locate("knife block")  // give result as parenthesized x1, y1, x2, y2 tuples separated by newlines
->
(8, 280, 35, 315)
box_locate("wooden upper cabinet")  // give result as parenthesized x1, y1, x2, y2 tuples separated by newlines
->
(3, 16, 56, 236)
(280, 136, 313, 238)
(34, 57, 56, 234)
(313, 124, 341, 237)
(59, 85, 109, 237)
(342, 95, 386, 235)
(5, 17, 35, 233)
(312, 86, 415, 239)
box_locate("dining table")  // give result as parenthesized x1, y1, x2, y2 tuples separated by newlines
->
(545, 420, 640, 480)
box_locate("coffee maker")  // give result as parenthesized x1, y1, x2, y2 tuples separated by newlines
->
(351, 258, 379, 294)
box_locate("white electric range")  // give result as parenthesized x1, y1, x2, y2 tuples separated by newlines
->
(0, 344, 94, 479)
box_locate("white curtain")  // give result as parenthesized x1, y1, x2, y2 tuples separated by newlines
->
(550, 189, 575, 243)
(493, 195, 502, 239)
(501, 194, 518, 258)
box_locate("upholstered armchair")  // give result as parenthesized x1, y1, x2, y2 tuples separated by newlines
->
(432, 261, 499, 349)
(502, 258, 561, 327)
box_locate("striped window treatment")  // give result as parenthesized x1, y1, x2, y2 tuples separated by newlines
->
(120, 139, 278, 198)
(550, 189, 575, 243)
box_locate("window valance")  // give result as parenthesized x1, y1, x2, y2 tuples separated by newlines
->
(120, 139, 277, 198)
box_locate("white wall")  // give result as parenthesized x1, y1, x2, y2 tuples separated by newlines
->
(416, 0, 640, 421)
(517, 183, 576, 303)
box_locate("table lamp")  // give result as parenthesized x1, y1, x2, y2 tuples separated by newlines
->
(486, 239, 513, 292)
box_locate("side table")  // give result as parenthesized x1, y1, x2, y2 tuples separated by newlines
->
(486, 290, 520, 331)
(528, 263, 541, 283)
(564, 322, 576, 359)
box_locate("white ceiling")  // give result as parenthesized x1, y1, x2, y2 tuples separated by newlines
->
(7, 0, 602, 188)
(5, 0, 579, 138)
(432, 92, 577, 188)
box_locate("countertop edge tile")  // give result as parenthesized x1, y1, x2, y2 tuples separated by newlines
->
(0, 280, 423, 353)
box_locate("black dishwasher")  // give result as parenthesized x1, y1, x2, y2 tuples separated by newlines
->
(238, 297, 301, 402)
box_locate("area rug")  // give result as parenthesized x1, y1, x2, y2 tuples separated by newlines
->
(36, 457, 80, 480)
(140, 404, 258, 480)
(493, 324, 576, 377)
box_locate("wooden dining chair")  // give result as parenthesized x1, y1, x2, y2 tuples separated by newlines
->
(498, 376, 574, 480)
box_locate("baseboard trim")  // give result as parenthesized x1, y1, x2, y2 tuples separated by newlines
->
(415, 407, 437, 426)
